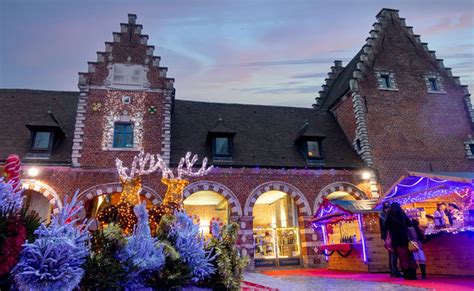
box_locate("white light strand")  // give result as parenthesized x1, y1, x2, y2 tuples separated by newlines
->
(116, 151, 213, 180)
(176, 152, 213, 179)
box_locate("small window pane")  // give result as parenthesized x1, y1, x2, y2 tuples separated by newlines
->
(429, 78, 438, 91)
(33, 132, 51, 149)
(470, 144, 474, 154)
(113, 123, 134, 148)
(307, 141, 321, 158)
(381, 75, 391, 88)
(215, 137, 230, 155)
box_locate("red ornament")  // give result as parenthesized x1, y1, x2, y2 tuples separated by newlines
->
(5, 154, 21, 192)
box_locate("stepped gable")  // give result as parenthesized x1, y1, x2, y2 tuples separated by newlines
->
(317, 8, 473, 120)
(0, 89, 78, 164)
(170, 100, 364, 168)
(77, 14, 174, 91)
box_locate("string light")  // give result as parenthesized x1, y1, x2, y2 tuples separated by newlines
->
(101, 89, 147, 149)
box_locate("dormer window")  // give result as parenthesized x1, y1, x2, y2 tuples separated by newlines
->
(294, 122, 325, 166)
(207, 116, 236, 162)
(31, 131, 53, 151)
(306, 141, 322, 159)
(25, 112, 65, 158)
(113, 122, 134, 148)
(213, 136, 232, 159)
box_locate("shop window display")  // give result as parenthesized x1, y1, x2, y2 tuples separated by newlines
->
(253, 191, 301, 267)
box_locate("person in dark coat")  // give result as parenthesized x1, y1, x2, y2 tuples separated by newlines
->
(384, 202, 418, 280)
(379, 202, 401, 277)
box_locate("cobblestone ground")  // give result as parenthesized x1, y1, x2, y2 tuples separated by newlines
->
(243, 272, 425, 291)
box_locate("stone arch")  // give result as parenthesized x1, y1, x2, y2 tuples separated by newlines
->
(21, 179, 62, 212)
(183, 181, 242, 217)
(314, 182, 368, 213)
(78, 182, 162, 205)
(244, 181, 311, 216)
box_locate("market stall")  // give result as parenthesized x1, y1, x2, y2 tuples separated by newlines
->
(311, 198, 387, 273)
(381, 171, 474, 276)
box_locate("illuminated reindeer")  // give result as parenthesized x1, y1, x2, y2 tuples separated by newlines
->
(116, 151, 213, 206)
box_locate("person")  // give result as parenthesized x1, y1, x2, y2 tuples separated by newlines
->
(379, 202, 401, 277)
(448, 203, 464, 227)
(409, 219, 427, 279)
(433, 203, 448, 228)
(384, 202, 418, 280)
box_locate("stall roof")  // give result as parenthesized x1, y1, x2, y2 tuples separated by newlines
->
(381, 171, 473, 206)
(330, 200, 379, 213)
(311, 199, 378, 226)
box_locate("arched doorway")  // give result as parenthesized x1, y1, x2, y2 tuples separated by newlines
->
(314, 182, 368, 212)
(78, 183, 162, 229)
(246, 182, 311, 268)
(183, 191, 229, 237)
(23, 190, 52, 223)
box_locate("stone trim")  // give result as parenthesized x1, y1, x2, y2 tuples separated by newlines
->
(244, 181, 311, 216)
(314, 182, 368, 212)
(161, 89, 174, 164)
(21, 179, 61, 213)
(183, 180, 242, 217)
(72, 92, 88, 167)
(78, 182, 162, 205)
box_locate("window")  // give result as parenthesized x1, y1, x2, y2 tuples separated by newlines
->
(213, 137, 231, 157)
(470, 144, 474, 155)
(381, 74, 391, 88)
(376, 71, 398, 90)
(425, 73, 445, 93)
(307, 141, 321, 159)
(429, 78, 439, 91)
(113, 123, 134, 148)
(31, 131, 52, 150)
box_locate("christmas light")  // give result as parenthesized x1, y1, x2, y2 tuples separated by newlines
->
(357, 214, 367, 263)
(27, 167, 40, 177)
(101, 89, 147, 150)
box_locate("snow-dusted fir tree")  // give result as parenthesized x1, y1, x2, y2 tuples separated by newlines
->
(118, 201, 165, 288)
(13, 193, 90, 291)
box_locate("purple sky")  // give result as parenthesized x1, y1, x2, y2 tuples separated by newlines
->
(1, 0, 473, 107)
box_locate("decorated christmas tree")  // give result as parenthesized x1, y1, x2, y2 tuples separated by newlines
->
(0, 155, 41, 289)
(13, 192, 90, 291)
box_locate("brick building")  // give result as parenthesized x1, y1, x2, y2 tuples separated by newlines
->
(1, 8, 473, 270)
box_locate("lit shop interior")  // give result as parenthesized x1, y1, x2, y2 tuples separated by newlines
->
(382, 171, 474, 276)
(183, 191, 229, 237)
(252, 191, 301, 268)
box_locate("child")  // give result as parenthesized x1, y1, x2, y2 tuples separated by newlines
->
(409, 219, 427, 279)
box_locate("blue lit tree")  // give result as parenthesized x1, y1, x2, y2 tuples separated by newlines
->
(13, 192, 90, 291)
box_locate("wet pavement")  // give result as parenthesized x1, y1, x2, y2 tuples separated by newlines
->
(244, 272, 425, 291)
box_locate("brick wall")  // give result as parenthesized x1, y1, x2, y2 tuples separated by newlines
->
(354, 11, 474, 190)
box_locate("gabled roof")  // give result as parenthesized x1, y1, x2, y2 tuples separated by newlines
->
(319, 49, 363, 109)
(0, 89, 78, 164)
(170, 100, 364, 168)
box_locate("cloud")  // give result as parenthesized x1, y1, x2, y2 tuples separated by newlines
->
(237, 58, 340, 67)
(291, 72, 328, 79)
